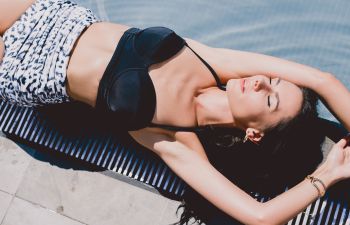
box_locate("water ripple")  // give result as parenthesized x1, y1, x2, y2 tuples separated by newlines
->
(73, 0, 350, 121)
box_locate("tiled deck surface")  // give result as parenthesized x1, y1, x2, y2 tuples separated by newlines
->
(0, 132, 185, 225)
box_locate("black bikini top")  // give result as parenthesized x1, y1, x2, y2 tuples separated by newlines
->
(96, 27, 225, 131)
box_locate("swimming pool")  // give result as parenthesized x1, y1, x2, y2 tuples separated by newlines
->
(75, 0, 350, 122)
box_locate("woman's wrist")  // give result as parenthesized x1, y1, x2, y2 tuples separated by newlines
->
(310, 162, 337, 189)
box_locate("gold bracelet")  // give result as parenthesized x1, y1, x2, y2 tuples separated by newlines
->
(312, 177, 327, 193)
(311, 182, 323, 198)
(305, 175, 326, 197)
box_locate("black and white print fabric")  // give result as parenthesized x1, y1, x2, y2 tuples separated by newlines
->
(0, 0, 100, 106)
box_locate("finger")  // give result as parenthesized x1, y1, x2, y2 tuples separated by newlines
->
(346, 149, 350, 160)
(337, 139, 347, 148)
(345, 133, 350, 146)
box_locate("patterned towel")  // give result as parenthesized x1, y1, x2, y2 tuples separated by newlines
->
(0, 0, 100, 106)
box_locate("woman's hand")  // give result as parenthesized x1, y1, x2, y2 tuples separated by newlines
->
(321, 138, 350, 185)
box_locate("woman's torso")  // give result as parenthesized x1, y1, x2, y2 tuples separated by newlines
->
(66, 22, 221, 128)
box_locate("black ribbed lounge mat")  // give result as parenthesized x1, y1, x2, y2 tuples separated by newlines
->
(1, 99, 350, 225)
(0, 100, 187, 197)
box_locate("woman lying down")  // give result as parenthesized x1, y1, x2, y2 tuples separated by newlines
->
(1, 1, 350, 225)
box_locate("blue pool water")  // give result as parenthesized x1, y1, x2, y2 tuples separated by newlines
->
(75, 0, 350, 122)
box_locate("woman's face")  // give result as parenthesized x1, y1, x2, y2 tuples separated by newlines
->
(226, 75, 303, 131)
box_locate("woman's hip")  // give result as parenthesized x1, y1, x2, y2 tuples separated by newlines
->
(0, 0, 101, 106)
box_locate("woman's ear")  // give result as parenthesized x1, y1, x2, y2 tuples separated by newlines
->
(245, 128, 264, 144)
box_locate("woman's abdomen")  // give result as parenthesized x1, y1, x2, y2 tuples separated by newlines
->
(66, 22, 130, 107)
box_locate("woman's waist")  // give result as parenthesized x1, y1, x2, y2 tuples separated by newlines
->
(66, 22, 130, 106)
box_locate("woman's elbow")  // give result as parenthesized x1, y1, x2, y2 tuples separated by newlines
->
(244, 211, 268, 225)
(312, 71, 335, 90)
(247, 205, 282, 225)
(253, 212, 274, 225)
(248, 215, 279, 225)
(154, 140, 188, 162)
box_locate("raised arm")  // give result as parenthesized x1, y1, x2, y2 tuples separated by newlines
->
(0, 0, 36, 35)
(220, 50, 350, 131)
(185, 38, 350, 130)
(219, 48, 350, 130)
(129, 129, 350, 225)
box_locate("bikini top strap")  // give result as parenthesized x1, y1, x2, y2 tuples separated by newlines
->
(148, 123, 212, 132)
(184, 42, 226, 91)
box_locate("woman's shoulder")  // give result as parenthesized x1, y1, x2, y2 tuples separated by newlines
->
(129, 127, 208, 160)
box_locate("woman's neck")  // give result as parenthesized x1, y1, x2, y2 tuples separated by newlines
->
(195, 88, 237, 128)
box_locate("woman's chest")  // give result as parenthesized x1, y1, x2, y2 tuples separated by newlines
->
(149, 48, 218, 127)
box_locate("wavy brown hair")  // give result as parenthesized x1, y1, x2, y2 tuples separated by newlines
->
(173, 88, 323, 225)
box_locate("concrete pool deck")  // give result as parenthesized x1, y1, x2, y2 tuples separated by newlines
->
(0, 132, 188, 225)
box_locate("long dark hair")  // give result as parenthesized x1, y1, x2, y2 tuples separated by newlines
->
(174, 88, 324, 225)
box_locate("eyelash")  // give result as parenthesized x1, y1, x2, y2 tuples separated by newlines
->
(267, 77, 272, 107)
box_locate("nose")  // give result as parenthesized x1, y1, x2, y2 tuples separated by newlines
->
(253, 78, 271, 92)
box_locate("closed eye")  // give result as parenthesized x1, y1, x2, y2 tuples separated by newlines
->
(267, 77, 272, 107)
(268, 77, 281, 111)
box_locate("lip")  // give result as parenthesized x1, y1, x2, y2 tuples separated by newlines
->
(240, 79, 245, 93)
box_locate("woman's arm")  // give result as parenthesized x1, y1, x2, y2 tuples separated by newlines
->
(214, 48, 350, 130)
(0, 0, 35, 35)
(186, 38, 350, 130)
(314, 74, 350, 131)
(129, 129, 350, 225)
(185, 38, 324, 85)
(186, 38, 324, 86)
